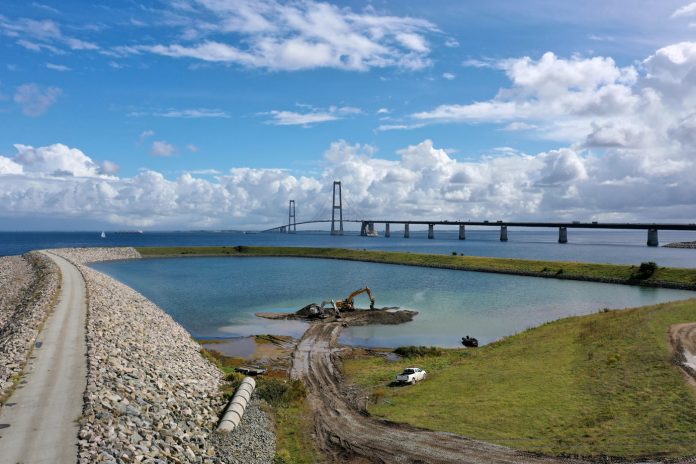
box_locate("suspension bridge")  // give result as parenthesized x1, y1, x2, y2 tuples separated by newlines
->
(261, 181, 696, 246)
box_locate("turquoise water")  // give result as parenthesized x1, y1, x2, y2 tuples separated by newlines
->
(92, 257, 695, 348)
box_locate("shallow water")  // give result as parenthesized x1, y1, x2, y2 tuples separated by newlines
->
(92, 256, 695, 348)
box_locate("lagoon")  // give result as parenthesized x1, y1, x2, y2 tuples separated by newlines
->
(91, 256, 696, 348)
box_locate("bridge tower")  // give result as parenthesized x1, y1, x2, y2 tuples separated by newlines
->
(288, 200, 296, 234)
(331, 181, 344, 236)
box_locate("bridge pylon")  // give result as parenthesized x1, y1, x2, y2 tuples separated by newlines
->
(288, 200, 296, 233)
(331, 181, 343, 236)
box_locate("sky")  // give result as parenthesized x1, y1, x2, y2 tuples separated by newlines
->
(1, 0, 696, 230)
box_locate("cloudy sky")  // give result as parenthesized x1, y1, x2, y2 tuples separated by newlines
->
(1, 0, 696, 229)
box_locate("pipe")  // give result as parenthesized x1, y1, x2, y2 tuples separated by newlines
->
(217, 377, 256, 433)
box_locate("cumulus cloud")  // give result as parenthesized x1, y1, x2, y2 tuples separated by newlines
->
(151, 141, 177, 157)
(14, 83, 62, 116)
(112, 0, 437, 71)
(1, 135, 696, 228)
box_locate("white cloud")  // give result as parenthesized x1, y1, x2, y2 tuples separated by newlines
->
(187, 144, 199, 153)
(151, 140, 176, 157)
(115, 0, 437, 71)
(0, 15, 98, 53)
(2, 135, 696, 228)
(442, 72, 455, 80)
(376, 107, 390, 114)
(672, 2, 696, 18)
(131, 108, 230, 118)
(14, 83, 62, 116)
(138, 130, 155, 144)
(375, 123, 425, 132)
(46, 63, 70, 71)
(264, 105, 361, 126)
(444, 37, 459, 48)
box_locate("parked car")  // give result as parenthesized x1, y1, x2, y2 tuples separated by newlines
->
(396, 367, 427, 384)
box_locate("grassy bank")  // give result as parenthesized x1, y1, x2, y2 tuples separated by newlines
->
(344, 298, 696, 459)
(137, 246, 696, 290)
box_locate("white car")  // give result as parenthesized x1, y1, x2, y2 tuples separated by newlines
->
(396, 367, 427, 384)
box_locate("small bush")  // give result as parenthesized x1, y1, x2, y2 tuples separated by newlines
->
(452, 251, 457, 256)
(257, 378, 306, 407)
(394, 346, 442, 358)
(632, 261, 657, 280)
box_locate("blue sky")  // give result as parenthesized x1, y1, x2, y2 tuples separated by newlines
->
(1, 1, 696, 229)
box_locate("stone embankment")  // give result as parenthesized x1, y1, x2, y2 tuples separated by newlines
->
(0, 252, 60, 401)
(49, 248, 275, 464)
(664, 241, 696, 249)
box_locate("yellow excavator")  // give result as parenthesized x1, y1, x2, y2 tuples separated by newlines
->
(335, 287, 375, 312)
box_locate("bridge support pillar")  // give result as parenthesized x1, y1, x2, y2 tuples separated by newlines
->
(360, 221, 368, 236)
(428, 224, 434, 239)
(647, 228, 659, 247)
(385, 223, 390, 238)
(280, 226, 286, 233)
(458, 224, 466, 240)
(558, 227, 568, 244)
(404, 223, 410, 238)
(500, 225, 508, 242)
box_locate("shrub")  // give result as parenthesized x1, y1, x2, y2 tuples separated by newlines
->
(452, 251, 457, 256)
(394, 346, 442, 358)
(257, 378, 306, 407)
(632, 261, 657, 280)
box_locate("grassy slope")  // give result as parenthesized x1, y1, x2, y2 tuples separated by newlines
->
(344, 298, 696, 459)
(136, 246, 696, 290)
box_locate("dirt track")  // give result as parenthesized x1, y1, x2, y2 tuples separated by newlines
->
(290, 313, 588, 464)
(670, 322, 696, 388)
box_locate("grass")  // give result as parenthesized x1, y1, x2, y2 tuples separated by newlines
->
(136, 246, 696, 290)
(343, 298, 696, 459)
(197, 342, 318, 463)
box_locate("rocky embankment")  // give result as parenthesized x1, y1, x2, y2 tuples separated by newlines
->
(0, 252, 60, 401)
(664, 241, 696, 249)
(50, 248, 275, 464)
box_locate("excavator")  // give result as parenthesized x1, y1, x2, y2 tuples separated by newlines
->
(298, 287, 376, 320)
(335, 287, 375, 312)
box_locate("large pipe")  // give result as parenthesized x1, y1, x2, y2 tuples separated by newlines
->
(217, 377, 256, 433)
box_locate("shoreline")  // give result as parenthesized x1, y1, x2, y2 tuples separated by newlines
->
(137, 245, 696, 291)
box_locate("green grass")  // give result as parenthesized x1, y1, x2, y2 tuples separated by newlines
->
(136, 246, 696, 290)
(344, 298, 696, 459)
(272, 397, 320, 464)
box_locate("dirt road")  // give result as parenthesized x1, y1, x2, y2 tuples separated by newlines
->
(671, 322, 696, 388)
(290, 315, 586, 464)
(0, 252, 87, 464)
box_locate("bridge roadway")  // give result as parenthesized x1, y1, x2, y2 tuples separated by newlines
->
(263, 220, 696, 246)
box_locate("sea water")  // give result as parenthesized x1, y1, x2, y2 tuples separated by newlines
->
(92, 256, 695, 348)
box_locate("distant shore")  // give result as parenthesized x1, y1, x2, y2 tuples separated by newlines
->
(137, 245, 696, 291)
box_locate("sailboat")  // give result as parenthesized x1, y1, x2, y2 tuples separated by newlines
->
(100, 231, 106, 239)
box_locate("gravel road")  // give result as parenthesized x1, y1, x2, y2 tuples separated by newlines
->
(0, 251, 86, 464)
